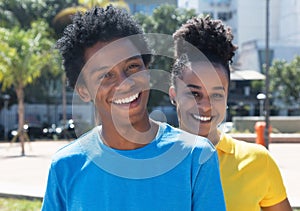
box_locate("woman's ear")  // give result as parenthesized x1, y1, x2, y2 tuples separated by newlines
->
(169, 86, 177, 106)
(76, 84, 92, 102)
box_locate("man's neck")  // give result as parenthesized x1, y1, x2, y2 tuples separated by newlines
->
(100, 120, 159, 150)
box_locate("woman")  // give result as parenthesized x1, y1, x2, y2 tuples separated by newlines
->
(169, 15, 292, 211)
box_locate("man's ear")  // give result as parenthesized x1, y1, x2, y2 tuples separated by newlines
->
(76, 84, 92, 102)
(169, 86, 177, 106)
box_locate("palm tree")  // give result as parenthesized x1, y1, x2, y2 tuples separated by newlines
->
(53, 0, 130, 35)
(0, 21, 60, 156)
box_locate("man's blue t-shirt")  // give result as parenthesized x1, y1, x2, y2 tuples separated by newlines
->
(41, 122, 225, 211)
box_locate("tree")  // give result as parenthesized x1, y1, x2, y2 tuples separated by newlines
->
(135, 4, 197, 35)
(0, 21, 60, 156)
(53, 0, 129, 35)
(134, 4, 197, 109)
(0, 0, 78, 29)
(269, 56, 300, 112)
(0, 0, 75, 112)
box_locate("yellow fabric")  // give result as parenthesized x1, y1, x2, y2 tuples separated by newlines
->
(216, 133, 287, 211)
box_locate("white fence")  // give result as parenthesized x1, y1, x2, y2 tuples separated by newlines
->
(0, 103, 94, 131)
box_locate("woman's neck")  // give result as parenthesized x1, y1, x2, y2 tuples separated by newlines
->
(207, 129, 221, 146)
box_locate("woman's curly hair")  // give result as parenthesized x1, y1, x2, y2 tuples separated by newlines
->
(171, 15, 238, 87)
(56, 5, 151, 89)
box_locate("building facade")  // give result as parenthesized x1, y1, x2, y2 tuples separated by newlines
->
(126, 0, 177, 14)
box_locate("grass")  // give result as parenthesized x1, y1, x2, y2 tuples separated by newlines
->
(0, 197, 299, 210)
(0, 197, 42, 211)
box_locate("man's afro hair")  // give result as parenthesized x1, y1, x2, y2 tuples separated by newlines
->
(57, 5, 151, 88)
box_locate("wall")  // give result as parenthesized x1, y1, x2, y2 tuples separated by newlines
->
(0, 103, 94, 131)
(233, 116, 300, 133)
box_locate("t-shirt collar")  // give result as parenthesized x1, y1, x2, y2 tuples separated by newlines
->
(216, 133, 235, 154)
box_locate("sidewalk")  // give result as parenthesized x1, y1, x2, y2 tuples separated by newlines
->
(0, 140, 69, 199)
(0, 140, 299, 208)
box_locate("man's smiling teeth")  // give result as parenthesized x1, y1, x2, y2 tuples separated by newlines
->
(113, 93, 139, 104)
(192, 114, 212, 122)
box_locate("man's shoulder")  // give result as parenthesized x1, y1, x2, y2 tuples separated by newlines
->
(161, 122, 214, 148)
(159, 123, 216, 164)
(51, 127, 98, 163)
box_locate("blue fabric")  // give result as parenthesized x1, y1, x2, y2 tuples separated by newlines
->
(41, 122, 225, 211)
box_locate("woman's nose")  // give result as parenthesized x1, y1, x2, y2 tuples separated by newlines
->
(197, 97, 212, 112)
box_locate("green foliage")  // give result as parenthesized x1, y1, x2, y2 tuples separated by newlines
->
(78, 0, 129, 10)
(0, 20, 60, 90)
(135, 4, 197, 35)
(134, 4, 197, 108)
(251, 80, 264, 94)
(269, 56, 300, 106)
(0, 19, 61, 155)
(0, 197, 42, 211)
(134, 4, 197, 74)
(0, 0, 78, 29)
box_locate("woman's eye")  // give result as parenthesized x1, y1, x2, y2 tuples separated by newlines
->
(212, 93, 224, 99)
(191, 92, 199, 97)
(185, 91, 199, 98)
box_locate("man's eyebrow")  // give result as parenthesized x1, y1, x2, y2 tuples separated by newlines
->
(87, 55, 142, 75)
(186, 84, 225, 91)
(86, 65, 110, 76)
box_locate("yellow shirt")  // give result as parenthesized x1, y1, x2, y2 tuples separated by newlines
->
(216, 133, 287, 211)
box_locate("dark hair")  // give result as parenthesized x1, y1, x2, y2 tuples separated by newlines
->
(171, 15, 237, 87)
(56, 5, 152, 88)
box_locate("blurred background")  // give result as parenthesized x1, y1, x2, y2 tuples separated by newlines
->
(0, 0, 299, 143)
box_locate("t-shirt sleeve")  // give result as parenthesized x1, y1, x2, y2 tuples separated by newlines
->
(41, 162, 65, 211)
(260, 151, 288, 207)
(192, 149, 226, 211)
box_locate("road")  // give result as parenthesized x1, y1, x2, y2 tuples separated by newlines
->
(0, 140, 299, 208)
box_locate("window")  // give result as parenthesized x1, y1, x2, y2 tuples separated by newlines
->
(217, 11, 232, 21)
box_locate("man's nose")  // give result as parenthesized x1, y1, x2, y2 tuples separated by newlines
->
(115, 72, 134, 90)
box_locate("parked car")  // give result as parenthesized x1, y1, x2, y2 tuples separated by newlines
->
(57, 119, 76, 139)
(218, 122, 234, 133)
(42, 124, 58, 139)
(43, 119, 76, 140)
(149, 106, 179, 127)
(0, 124, 5, 141)
(8, 123, 44, 141)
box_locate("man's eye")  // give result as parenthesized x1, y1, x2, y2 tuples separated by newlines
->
(98, 72, 112, 80)
(127, 64, 141, 71)
(104, 72, 112, 78)
(129, 64, 139, 68)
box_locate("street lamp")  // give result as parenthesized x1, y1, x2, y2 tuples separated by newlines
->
(256, 93, 266, 117)
(3, 94, 10, 141)
(264, 0, 270, 150)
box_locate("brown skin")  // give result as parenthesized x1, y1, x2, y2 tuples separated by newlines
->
(170, 61, 292, 211)
(169, 61, 228, 145)
(261, 199, 292, 211)
(77, 39, 158, 150)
